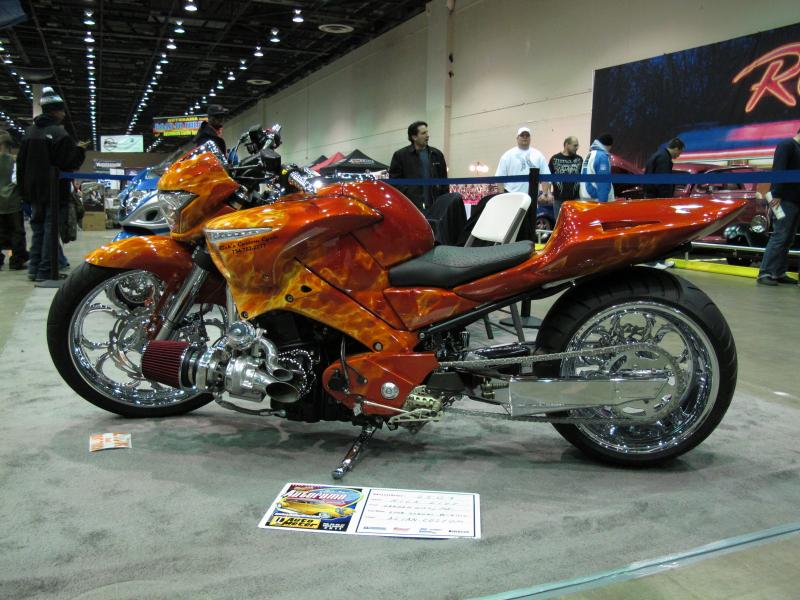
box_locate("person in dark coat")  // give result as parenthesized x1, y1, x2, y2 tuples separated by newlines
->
(644, 137, 685, 198)
(389, 121, 449, 213)
(192, 104, 228, 156)
(0, 130, 28, 270)
(757, 126, 800, 286)
(16, 87, 87, 281)
(389, 121, 465, 244)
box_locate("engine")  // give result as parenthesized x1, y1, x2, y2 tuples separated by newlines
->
(141, 317, 354, 423)
(142, 321, 305, 404)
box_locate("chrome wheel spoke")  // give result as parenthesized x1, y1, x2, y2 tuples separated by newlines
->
(69, 270, 222, 408)
(562, 301, 718, 455)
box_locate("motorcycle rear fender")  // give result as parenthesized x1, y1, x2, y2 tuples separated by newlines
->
(84, 235, 226, 304)
(454, 197, 747, 302)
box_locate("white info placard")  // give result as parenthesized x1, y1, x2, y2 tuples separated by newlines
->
(258, 482, 480, 539)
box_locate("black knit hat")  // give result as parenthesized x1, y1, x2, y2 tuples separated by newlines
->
(41, 86, 65, 112)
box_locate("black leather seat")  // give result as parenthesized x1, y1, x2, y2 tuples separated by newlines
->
(388, 241, 534, 288)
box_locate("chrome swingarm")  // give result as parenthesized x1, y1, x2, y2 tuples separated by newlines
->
(441, 342, 687, 423)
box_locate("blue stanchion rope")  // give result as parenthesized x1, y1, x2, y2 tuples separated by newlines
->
(61, 170, 800, 185)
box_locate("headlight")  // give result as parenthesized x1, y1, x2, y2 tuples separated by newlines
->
(750, 214, 768, 234)
(158, 190, 197, 231)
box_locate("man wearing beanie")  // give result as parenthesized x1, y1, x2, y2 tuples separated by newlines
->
(16, 86, 87, 281)
(579, 133, 615, 202)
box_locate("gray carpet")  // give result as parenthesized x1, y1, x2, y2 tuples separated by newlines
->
(1, 269, 799, 600)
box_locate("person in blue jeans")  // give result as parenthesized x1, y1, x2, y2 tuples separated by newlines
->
(757, 127, 800, 286)
(16, 87, 87, 282)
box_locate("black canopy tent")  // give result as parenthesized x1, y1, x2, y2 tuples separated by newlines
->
(319, 149, 389, 175)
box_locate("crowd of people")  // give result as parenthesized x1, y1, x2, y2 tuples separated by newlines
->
(1, 97, 798, 287)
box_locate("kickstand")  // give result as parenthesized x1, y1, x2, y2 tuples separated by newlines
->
(332, 424, 378, 480)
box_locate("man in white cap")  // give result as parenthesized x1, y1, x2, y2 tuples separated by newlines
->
(16, 86, 88, 281)
(495, 126, 553, 200)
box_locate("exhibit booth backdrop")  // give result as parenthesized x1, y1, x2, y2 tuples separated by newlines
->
(222, 0, 800, 178)
(591, 21, 800, 169)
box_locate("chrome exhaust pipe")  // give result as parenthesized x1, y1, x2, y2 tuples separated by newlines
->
(258, 337, 293, 382)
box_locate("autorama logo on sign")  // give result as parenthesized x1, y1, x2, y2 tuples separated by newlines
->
(733, 42, 800, 112)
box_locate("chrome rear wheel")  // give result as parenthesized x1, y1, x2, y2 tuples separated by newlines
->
(535, 268, 736, 465)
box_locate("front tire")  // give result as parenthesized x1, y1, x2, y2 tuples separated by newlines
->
(535, 267, 737, 466)
(47, 263, 220, 417)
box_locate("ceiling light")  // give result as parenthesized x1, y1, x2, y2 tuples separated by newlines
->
(84, 32, 95, 43)
(3, 56, 13, 64)
(0, 44, 4, 52)
(84, 11, 95, 26)
(293, 9, 303, 23)
(160, 53, 169, 64)
(87, 64, 95, 71)
(166, 38, 177, 50)
(239, 59, 247, 70)
(216, 80, 224, 89)
(185, 0, 198, 12)
(227, 71, 235, 81)
(254, 45, 263, 57)
(270, 28, 280, 43)
(209, 90, 216, 97)
(318, 23, 354, 34)
(174, 20, 185, 34)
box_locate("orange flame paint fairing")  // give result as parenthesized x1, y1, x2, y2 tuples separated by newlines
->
(158, 148, 240, 242)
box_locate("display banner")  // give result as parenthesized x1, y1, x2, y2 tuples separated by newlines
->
(93, 159, 123, 169)
(591, 22, 800, 168)
(100, 135, 143, 153)
(153, 115, 206, 137)
(259, 482, 481, 539)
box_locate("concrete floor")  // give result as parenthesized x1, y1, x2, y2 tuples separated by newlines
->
(1, 230, 799, 599)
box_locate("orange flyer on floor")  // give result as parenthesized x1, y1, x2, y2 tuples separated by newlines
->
(89, 433, 132, 452)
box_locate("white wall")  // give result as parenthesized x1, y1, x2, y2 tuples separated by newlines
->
(224, 14, 428, 166)
(225, 0, 800, 176)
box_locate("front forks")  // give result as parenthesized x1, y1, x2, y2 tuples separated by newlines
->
(155, 263, 209, 341)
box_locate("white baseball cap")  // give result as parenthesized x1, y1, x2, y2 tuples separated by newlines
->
(517, 126, 531, 136)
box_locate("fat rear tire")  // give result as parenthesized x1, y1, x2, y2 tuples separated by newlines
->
(47, 263, 214, 418)
(535, 267, 737, 466)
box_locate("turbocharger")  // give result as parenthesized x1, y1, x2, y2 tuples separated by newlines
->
(141, 321, 299, 404)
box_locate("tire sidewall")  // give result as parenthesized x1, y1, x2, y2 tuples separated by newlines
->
(535, 267, 737, 465)
(47, 263, 214, 418)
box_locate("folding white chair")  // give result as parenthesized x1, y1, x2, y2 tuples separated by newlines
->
(466, 192, 532, 341)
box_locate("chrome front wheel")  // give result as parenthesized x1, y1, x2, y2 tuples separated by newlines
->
(48, 264, 227, 417)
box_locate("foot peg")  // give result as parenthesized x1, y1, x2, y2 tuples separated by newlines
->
(332, 424, 378, 480)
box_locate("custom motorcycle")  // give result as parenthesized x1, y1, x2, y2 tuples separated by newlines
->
(48, 124, 742, 479)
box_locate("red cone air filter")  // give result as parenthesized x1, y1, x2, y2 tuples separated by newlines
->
(141, 340, 191, 388)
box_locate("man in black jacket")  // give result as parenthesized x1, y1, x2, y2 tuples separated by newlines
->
(389, 121, 449, 212)
(757, 126, 800, 286)
(17, 87, 87, 281)
(644, 138, 685, 198)
(193, 104, 228, 156)
(389, 121, 465, 244)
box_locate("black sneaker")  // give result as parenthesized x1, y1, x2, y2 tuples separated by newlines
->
(775, 275, 798, 284)
(757, 276, 778, 286)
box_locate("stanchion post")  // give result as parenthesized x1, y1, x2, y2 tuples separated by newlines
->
(35, 167, 65, 288)
(520, 167, 538, 320)
(48, 167, 60, 280)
